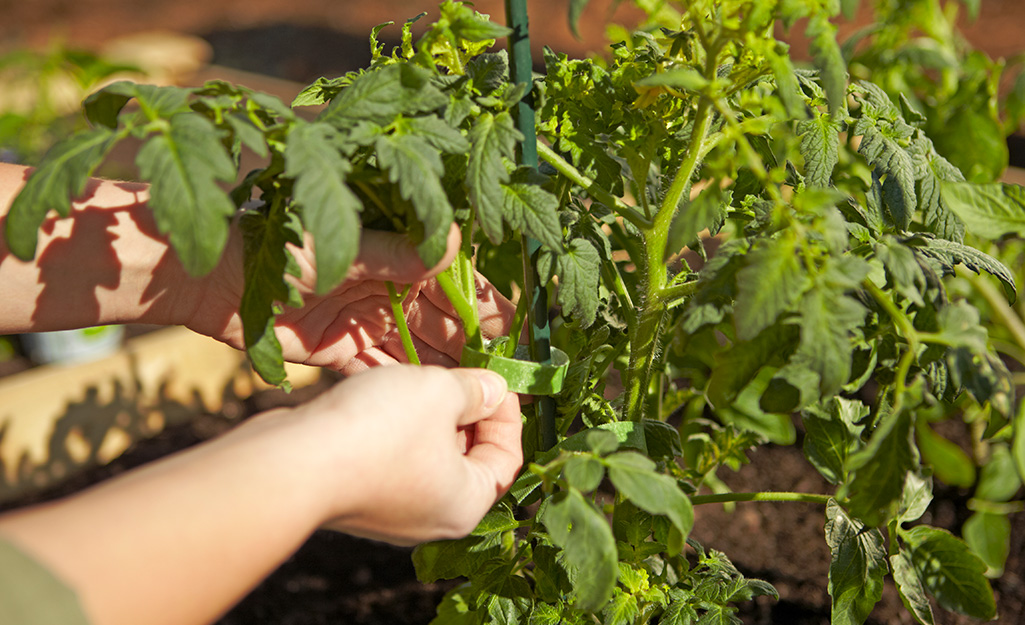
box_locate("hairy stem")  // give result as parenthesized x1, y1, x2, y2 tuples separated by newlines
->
(537, 142, 652, 229)
(436, 266, 483, 351)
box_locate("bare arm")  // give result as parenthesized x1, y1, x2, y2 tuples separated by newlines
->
(0, 163, 201, 333)
(0, 365, 521, 625)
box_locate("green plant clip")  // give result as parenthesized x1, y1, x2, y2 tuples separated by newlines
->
(461, 344, 569, 395)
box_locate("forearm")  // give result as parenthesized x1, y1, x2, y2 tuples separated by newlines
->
(0, 408, 331, 625)
(0, 163, 204, 333)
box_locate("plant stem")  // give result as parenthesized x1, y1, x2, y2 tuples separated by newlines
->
(537, 142, 652, 229)
(436, 267, 483, 351)
(623, 100, 714, 422)
(690, 492, 833, 506)
(386, 282, 420, 365)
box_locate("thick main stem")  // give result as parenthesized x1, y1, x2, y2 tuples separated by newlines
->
(623, 102, 714, 421)
(689, 492, 832, 506)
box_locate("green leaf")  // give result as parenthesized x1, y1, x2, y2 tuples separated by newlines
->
(707, 323, 800, 409)
(802, 398, 868, 485)
(137, 113, 237, 276)
(541, 489, 618, 612)
(5, 127, 117, 259)
(890, 549, 936, 625)
(634, 67, 709, 92)
(806, 13, 848, 116)
(467, 111, 521, 244)
(846, 410, 917, 527)
(797, 111, 842, 187)
(666, 186, 729, 261)
(602, 588, 640, 625)
(564, 455, 605, 492)
(285, 122, 363, 294)
(606, 451, 694, 538)
(413, 504, 518, 582)
(903, 525, 997, 620)
(915, 237, 1017, 304)
(540, 238, 601, 327)
(915, 422, 976, 488)
(502, 168, 563, 251)
(402, 115, 470, 154)
(238, 206, 303, 386)
(376, 133, 454, 268)
(733, 235, 809, 341)
(83, 81, 191, 128)
(918, 148, 965, 242)
(794, 284, 867, 397)
(940, 181, 1025, 240)
(962, 512, 1011, 578)
(975, 444, 1022, 503)
(825, 501, 887, 625)
(320, 63, 447, 127)
(897, 470, 934, 525)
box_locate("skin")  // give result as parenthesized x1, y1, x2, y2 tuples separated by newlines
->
(0, 162, 524, 625)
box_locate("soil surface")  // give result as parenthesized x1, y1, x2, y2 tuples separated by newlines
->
(1, 1, 1024, 624)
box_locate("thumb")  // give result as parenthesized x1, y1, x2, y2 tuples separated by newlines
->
(452, 369, 509, 426)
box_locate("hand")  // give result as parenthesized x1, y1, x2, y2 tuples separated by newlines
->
(182, 224, 516, 375)
(289, 364, 523, 545)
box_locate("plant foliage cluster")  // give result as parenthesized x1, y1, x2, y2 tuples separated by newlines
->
(5, 0, 1025, 623)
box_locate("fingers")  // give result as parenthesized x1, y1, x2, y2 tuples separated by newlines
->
(420, 271, 517, 341)
(451, 369, 509, 425)
(349, 225, 460, 283)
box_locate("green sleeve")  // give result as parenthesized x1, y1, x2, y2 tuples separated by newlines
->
(0, 536, 91, 625)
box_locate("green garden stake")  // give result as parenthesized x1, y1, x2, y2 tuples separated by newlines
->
(504, 0, 558, 451)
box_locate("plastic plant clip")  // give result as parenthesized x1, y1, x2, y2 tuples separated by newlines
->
(462, 344, 570, 395)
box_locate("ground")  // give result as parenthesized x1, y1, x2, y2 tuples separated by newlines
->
(1, 1, 1024, 624)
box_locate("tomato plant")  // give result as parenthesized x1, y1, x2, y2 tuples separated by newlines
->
(6, 0, 1025, 623)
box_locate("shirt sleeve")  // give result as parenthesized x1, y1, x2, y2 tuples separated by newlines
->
(0, 536, 92, 625)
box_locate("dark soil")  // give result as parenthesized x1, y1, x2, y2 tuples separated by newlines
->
(1, 1, 1024, 624)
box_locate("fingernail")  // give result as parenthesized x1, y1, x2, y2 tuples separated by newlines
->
(473, 369, 507, 410)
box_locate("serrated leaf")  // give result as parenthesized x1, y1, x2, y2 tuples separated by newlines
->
(401, 114, 470, 154)
(502, 168, 563, 251)
(5, 127, 117, 259)
(915, 237, 1017, 304)
(239, 207, 303, 386)
(918, 146, 965, 242)
(890, 549, 936, 625)
(84, 81, 191, 128)
(940, 181, 1025, 240)
(846, 410, 917, 527)
(825, 501, 887, 625)
(734, 235, 809, 341)
(137, 113, 237, 276)
(795, 284, 867, 397)
(903, 525, 997, 620)
(376, 133, 454, 268)
(467, 111, 520, 244)
(606, 451, 694, 538)
(806, 13, 847, 116)
(413, 504, 517, 582)
(798, 111, 842, 187)
(666, 186, 729, 261)
(541, 489, 618, 612)
(802, 398, 868, 484)
(542, 238, 601, 327)
(226, 114, 269, 158)
(320, 63, 447, 126)
(285, 121, 363, 294)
